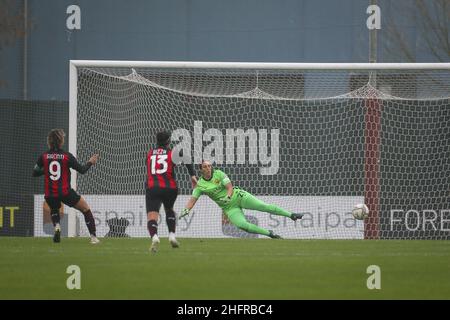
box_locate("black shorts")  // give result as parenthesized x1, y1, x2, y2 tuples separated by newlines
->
(146, 188, 178, 213)
(45, 189, 81, 211)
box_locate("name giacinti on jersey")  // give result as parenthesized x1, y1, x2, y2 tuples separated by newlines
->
(46, 154, 65, 160)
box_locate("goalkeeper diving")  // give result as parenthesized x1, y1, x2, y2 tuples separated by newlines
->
(180, 161, 304, 238)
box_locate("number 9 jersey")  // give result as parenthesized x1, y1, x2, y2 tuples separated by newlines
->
(33, 149, 93, 198)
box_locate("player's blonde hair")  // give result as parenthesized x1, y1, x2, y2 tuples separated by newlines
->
(47, 129, 65, 149)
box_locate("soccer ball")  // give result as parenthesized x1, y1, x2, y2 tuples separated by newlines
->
(352, 204, 369, 220)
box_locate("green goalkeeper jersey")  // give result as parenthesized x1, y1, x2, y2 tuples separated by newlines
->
(192, 169, 238, 209)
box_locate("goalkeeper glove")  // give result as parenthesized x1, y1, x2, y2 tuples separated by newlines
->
(179, 208, 190, 219)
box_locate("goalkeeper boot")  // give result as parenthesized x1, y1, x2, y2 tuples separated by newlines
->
(290, 213, 304, 221)
(150, 234, 160, 253)
(168, 232, 179, 248)
(268, 230, 282, 239)
(53, 224, 61, 243)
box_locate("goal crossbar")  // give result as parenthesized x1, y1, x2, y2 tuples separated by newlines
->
(70, 60, 450, 70)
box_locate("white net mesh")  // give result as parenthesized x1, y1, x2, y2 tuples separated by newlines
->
(73, 64, 450, 239)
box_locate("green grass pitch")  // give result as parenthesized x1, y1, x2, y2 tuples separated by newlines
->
(1, 237, 449, 299)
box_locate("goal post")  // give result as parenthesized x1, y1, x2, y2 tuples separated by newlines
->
(68, 62, 78, 237)
(68, 60, 450, 240)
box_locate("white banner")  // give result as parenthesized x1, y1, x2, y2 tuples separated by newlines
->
(34, 195, 365, 239)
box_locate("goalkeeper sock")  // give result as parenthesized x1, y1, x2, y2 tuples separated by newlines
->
(165, 209, 176, 233)
(50, 209, 60, 226)
(245, 223, 271, 236)
(83, 210, 97, 236)
(227, 208, 271, 236)
(147, 220, 158, 238)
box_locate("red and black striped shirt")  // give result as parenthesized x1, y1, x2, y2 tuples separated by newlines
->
(146, 147, 195, 190)
(33, 148, 92, 197)
(146, 147, 177, 189)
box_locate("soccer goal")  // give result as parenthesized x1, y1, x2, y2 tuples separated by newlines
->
(67, 61, 450, 240)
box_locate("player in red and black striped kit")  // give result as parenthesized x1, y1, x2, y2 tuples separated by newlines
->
(33, 129, 100, 244)
(146, 130, 197, 252)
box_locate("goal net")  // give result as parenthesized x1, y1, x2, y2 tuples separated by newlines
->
(66, 61, 450, 239)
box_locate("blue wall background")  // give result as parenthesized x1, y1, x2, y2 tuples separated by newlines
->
(0, 0, 448, 100)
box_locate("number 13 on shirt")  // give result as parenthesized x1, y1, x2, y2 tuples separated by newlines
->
(150, 154, 168, 174)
